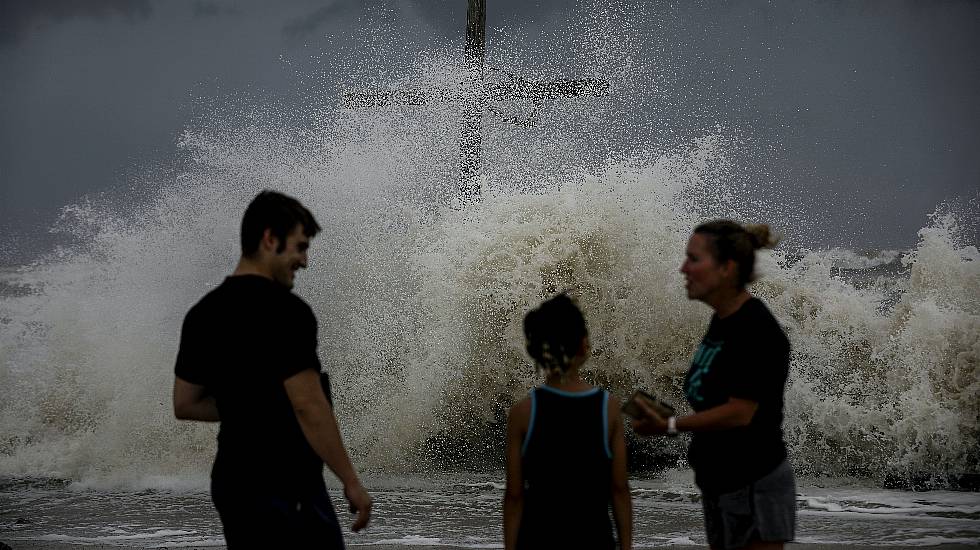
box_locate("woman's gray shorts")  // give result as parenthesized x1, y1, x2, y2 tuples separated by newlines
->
(701, 459, 796, 550)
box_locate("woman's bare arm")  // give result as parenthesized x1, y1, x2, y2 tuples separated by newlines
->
(503, 398, 530, 550)
(609, 398, 632, 549)
(632, 397, 757, 436)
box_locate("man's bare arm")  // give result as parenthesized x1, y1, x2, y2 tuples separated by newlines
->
(284, 368, 372, 532)
(173, 377, 219, 421)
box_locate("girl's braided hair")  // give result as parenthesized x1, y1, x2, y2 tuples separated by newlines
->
(523, 293, 588, 378)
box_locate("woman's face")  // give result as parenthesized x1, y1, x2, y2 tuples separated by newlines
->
(680, 233, 732, 302)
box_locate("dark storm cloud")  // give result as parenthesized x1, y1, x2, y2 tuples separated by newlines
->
(192, 1, 241, 18)
(0, 0, 152, 47)
(280, 0, 570, 42)
(623, 0, 980, 246)
(283, 1, 355, 38)
(0, 0, 978, 265)
(406, 0, 567, 30)
(0, 0, 305, 264)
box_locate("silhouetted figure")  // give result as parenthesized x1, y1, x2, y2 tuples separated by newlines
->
(633, 220, 795, 550)
(173, 190, 371, 549)
(504, 293, 632, 550)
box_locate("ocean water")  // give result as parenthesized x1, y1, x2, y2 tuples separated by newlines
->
(0, 128, 976, 490)
(2, 474, 979, 548)
(1, 4, 979, 547)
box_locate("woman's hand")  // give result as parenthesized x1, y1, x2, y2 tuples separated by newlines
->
(633, 397, 760, 437)
(630, 396, 669, 436)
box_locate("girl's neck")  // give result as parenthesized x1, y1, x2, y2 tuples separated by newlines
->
(543, 370, 592, 392)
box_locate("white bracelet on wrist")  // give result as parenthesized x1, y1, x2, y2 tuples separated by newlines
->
(666, 416, 679, 437)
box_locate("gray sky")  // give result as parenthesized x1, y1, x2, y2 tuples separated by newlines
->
(1, 0, 978, 264)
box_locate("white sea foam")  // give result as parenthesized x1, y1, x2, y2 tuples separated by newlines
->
(1, 126, 976, 491)
(3, 473, 976, 546)
(663, 537, 698, 546)
(371, 536, 447, 546)
(38, 529, 198, 542)
(794, 535, 980, 547)
(798, 486, 980, 519)
(798, 248, 903, 270)
(150, 541, 226, 549)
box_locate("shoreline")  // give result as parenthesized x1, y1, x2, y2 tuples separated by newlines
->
(3, 476, 976, 549)
(3, 543, 979, 550)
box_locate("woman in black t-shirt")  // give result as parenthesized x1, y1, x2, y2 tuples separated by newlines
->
(632, 220, 796, 550)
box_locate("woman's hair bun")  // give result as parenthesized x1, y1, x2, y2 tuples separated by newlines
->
(743, 223, 778, 250)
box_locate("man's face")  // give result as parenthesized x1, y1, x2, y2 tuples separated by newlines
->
(269, 224, 310, 289)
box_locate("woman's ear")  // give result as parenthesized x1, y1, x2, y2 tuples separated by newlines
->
(721, 258, 739, 282)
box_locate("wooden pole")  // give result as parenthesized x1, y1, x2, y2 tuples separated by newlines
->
(341, 0, 606, 205)
(459, 0, 486, 201)
(465, 0, 486, 65)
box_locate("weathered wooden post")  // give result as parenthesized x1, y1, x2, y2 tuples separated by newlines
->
(341, 0, 608, 205)
(459, 0, 487, 201)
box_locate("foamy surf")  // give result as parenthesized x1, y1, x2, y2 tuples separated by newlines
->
(0, 106, 977, 487)
(2, 475, 977, 547)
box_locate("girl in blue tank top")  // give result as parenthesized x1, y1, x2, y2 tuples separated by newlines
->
(503, 293, 632, 550)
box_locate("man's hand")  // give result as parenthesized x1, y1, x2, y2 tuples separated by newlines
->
(630, 395, 668, 436)
(344, 482, 372, 532)
(284, 369, 372, 531)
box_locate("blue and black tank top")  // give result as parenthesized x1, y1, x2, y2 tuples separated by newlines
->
(517, 385, 615, 550)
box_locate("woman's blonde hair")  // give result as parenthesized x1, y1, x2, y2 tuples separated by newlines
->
(694, 220, 779, 288)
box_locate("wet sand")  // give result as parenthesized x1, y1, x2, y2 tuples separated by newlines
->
(4, 476, 976, 550)
(4, 543, 979, 550)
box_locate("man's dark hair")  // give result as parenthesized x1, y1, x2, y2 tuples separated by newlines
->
(241, 190, 321, 257)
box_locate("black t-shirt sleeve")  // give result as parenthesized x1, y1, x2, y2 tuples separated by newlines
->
(726, 339, 776, 402)
(174, 308, 208, 385)
(726, 305, 789, 402)
(272, 297, 323, 382)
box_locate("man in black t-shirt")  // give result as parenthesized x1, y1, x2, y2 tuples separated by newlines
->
(173, 190, 371, 549)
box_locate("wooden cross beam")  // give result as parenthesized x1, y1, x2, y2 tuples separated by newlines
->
(342, 0, 608, 203)
(341, 77, 608, 110)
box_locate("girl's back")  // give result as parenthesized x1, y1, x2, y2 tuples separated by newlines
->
(517, 385, 615, 550)
(504, 293, 630, 550)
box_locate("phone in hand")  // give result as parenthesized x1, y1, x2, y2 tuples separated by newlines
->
(622, 390, 675, 419)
